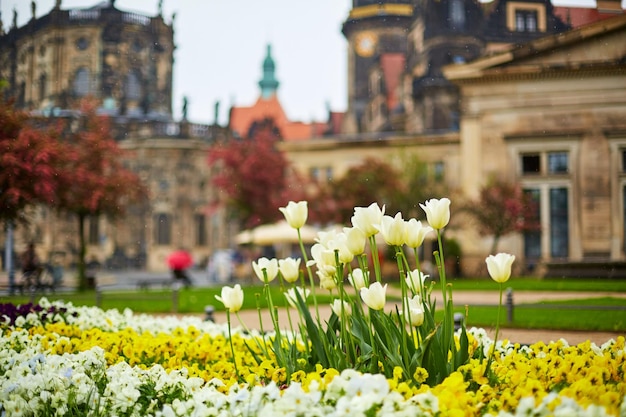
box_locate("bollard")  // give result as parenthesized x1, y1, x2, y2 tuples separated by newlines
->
(95, 287, 102, 308)
(454, 312, 464, 331)
(506, 287, 514, 323)
(204, 305, 215, 322)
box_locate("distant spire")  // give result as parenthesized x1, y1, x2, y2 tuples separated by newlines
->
(258, 44, 279, 99)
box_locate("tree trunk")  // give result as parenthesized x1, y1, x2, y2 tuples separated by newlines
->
(77, 213, 87, 291)
(490, 234, 501, 256)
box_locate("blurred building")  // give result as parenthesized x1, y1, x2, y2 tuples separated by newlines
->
(1, 0, 625, 278)
(0, 1, 230, 272)
(281, 0, 626, 276)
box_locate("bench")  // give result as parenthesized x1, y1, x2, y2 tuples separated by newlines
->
(136, 278, 174, 290)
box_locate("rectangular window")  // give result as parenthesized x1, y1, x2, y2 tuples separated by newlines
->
(195, 214, 207, 246)
(548, 152, 568, 174)
(523, 189, 541, 264)
(515, 10, 538, 32)
(549, 187, 569, 258)
(622, 150, 626, 172)
(521, 154, 540, 175)
(154, 213, 171, 245)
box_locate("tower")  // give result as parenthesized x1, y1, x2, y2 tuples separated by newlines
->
(341, 1, 413, 133)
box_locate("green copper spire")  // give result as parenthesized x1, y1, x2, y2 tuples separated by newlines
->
(258, 44, 279, 99)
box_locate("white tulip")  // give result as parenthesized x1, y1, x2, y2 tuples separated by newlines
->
(279, 201, 308, 229)
(330, 299, 352, 317)
(279, 257, 301, 283)
(360, 282, 387, 310)
(215, 284, 244, 313)
(419, 198, 451, 230)
(377, 212, 407, 246)
(252, 257, 279, 283)
(285, 287, 310, 308)
(485, 253, 516, 283)
(351, 202, 385, 237)
(348, 268, 367, 290)
(343, 226, 367, 255)
(405, 219, 433, 248)
(405, 269, 429, 294)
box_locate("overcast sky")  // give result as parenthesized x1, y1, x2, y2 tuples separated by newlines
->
(1, 0, 618, 126)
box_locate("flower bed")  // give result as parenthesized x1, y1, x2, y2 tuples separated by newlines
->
(0, 299, 624, 416)
(2, 199, 625, 416)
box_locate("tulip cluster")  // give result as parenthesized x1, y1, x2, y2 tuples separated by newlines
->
(216, 197, 512, 386)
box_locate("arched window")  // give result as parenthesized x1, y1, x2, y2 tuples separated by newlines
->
(125, 70, 142, 100)
(73, 67, 90, 96)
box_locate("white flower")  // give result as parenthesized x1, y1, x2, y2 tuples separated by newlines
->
(485, 253, 516, 283)
(330, 299, 352, 317)
(279, 201, 308, 229)
(405, 269, 428, 295)
(419, 198, 451, 230)
(403, 295, 424, 326)
(343, 226, 367, 255)
(278, 257, 301, 283)
(360, 282, 387, 310)
(351, 202, 385, 237)
(404, 219, 433, 248)
(348, 268, 367, 290)
(377, 212, 407, 246)
(214, 284, 244, 313)
(252, 257, 279, 283)
(285, 287, 310, 308)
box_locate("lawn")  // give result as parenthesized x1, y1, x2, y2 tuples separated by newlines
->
(2, 278, 625, 332)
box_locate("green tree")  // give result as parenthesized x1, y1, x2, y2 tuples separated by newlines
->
(53, 99, 147, 290)
(463, 179, 539, 254)
(327, 157, 406, 223)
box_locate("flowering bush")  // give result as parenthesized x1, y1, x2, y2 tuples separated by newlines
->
(1, 199, 625, 416)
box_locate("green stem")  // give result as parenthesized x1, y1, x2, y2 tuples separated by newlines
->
(226, 310, 240, 381)
(485, 283, 503, 377)
(298, 228, 320, 323)
(395, 246, 410, 360)
(369, 236, 382, 283)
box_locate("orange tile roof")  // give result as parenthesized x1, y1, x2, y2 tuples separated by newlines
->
(228, 95, 321, 141)
(553, 6, 624, 28)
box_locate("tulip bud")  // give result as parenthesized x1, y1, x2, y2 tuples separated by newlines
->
(252, 257, 279, 283)
(404, 295, 424, 326)
(285, 286, 310, 308)
(419, 198, 451, 230)
(330, 299, 352, 317)
(279, 201, 308, 229)
(279, 257, 301, 283)
(485, 253, 515, 283)
(349, 268, 367, 290)
(405, 269, 428, 294)
(360, 282, 387, 310)
(215, 284, 244, 313)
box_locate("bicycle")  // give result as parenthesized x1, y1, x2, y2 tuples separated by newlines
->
(17, 263, 63, 294)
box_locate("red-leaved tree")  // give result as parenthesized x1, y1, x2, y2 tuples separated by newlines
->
(0, 100, 63, 226)
(53, 99, 147, 290)
(208, 118, 305, 228)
